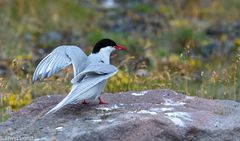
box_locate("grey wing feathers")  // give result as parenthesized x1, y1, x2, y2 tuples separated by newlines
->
(71, 63, 118, 84)
(45, 64, 118, 115)
(32, 46, 87, 83)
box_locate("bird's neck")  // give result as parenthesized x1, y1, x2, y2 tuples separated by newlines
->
(89, 47, 114, 64)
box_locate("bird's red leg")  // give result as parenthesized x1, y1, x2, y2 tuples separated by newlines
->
(98, 97, 108, 104)
(81, 100, 89, 105)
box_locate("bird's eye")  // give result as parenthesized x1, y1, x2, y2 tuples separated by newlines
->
(100, 60, 104, 63)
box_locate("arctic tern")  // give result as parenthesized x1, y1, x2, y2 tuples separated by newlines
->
(32, 39, 127, 115)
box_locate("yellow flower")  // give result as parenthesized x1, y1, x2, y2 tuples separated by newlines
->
(169, 19, 189, 27)
(169, 54, 180, 64)
(234, 38, 240, 47)
(187, 59, 198, 68)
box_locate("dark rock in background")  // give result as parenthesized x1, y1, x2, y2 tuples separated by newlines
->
(0, 64, 9, 76)
(206, 22, 240, 38)
(200, 42, 220, 58)
(1, 89, 240, 141)
(135, 69, 149, 77)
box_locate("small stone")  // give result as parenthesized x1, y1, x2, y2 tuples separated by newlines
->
(135, 69, 149, 77)
(55, 127, 64, 132)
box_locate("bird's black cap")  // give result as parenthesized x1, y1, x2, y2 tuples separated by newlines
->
(92, 39, 117, 54)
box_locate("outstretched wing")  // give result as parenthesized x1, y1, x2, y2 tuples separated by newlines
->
(45, 63, 118, 115)
(32, 46, 88, 83)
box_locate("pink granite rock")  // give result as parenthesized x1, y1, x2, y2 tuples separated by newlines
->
(0, 89, 240, 141)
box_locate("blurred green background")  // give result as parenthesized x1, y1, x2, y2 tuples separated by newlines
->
(0, 0, 240, 122)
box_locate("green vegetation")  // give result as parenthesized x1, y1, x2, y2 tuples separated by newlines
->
(0, 0, 240, 122)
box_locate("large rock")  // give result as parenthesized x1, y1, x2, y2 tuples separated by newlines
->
(0, 89, 240, 141)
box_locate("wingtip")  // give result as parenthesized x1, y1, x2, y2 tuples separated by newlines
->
(32, 74, 38, 83)
(44, 111, 51, 116)
(44, 105, 60, 116)
(32, 78, 37, 84)
(44, 109, 56, 116)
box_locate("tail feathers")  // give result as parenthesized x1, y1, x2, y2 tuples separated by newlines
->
(44, 85, 93, 115)
(44, 74, 110, 116)
(45, 95, 70, 115)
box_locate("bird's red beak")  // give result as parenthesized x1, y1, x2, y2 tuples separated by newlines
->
(114, 45, 128, 51)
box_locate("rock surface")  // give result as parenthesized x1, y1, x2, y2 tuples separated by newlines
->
(1, 89, 240, 141)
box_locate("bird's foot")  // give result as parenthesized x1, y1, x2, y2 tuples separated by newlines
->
(98, 97, 108, 104)
(81, 100, 89, 105)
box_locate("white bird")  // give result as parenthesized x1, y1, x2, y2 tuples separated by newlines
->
(32, 39, 127, 115)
